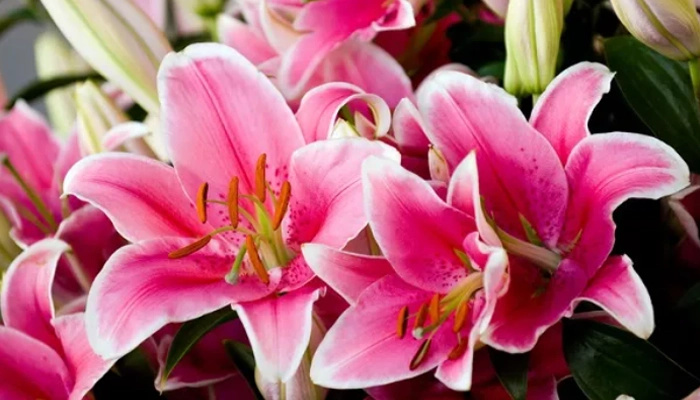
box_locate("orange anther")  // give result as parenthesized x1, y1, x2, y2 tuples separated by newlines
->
(246, 235, 269, 284)
(168, 236, 212, 259)
(227, 177, 239, 228)
(409, 339, 431, 371)
(196, 182, 209, 223)
(396, 306, 409, 339)
(453, 301, 469, 333)
(255, 154, 267, 203)
(272, 181, 291, 230)
(447, 338, 469, 360)
(414, 303, 428, 330)
(429, 293, 441, 325)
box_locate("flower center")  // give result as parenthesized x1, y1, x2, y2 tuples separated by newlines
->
(168, 154, 295, 285)
(395, 256, 485, 370)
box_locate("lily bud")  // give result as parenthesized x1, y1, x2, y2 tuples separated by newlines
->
(40, 0, 173, 114)
(74, 81, 130, 155)
(504, 0, 564, 96)
(610, 0, 700, 60)
(35, 32, 90, 136)
(255, 318, 328, 400)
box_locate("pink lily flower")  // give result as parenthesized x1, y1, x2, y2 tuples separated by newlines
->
(64, 43, 399, 385)
(0, 239, 115, 399)
(669, 176, 700, 249)
(414, 62, 690, 352)
(218, 1, 415, 104)
(304, 156, 508, 391)
(0, 102, 123, 300)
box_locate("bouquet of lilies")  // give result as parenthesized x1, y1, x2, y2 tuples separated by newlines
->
(1, 0, 700, 399)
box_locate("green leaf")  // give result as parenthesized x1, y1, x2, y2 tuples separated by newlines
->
(488, 348, 529, 400)
(563, 319, 700, 400)
(161, 307, 237, 383)
(6, 72, 103, 110)
(604, 36, 700, 173)
(223, 340, 264, 400)
(425, 0, 462, 24)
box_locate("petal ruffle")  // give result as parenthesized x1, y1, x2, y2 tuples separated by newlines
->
(530, 63, 614, 163)
(86, 238, 279, 359)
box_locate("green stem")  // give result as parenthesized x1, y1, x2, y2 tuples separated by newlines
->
(1, 157, 58, 232)
(689, 58, 700, 100)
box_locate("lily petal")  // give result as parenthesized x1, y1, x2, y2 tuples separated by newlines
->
(296, 83, 391, 143)
(159, 43, 305, 210)
(363, 156, 475, 293)
(302, 243, 394, 305)
(53, 313, 116, 400)
(310, 274, 453, 389)
(1, 239, 68, 350)
(64, 153, 211, 242)
(86, 238, 279, 359)
(234, 285, 324, 382)
(218, 14, 277, 65)
(0, 326, 71, 400)
(574, 255, 654, 339)
(417, 71, 568, 247)
(284, 139, 400, 249)
(530, 63, 614, 163)
(393, 98, 430, 179)
(563, 132, 690, 276)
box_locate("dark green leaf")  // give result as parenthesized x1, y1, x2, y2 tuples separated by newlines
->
(161, 307, 237, 383)
(425, 0, 462, 24)
(604, 36, 700, 173)
(0, 7, 37, 39)
(224, 340, 264, 400)
(6, 72, 103, 109)
(488, 348, 529, 400)
(477, 61, 505, 81)
(563, 319, 700, 400)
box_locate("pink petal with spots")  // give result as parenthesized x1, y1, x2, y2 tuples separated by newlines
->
(234, 284, 324, 382)
(159, 43, 304, 211)
(530, 62, 614, 163)
(64, 153, 212, 242)
(562, 132, 690, 276)
(417, 70, 568, 247)
(85, 238, 280, 360)
(363, 156, 476, 293)
(311, 274, 455, 389)
(1, 239, 68, 351)
(284, 139, 400, 250)
(302, 243, 394, 305)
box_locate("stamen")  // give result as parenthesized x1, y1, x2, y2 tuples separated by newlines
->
(409, 339, 431, 370)
(255, 154, 267, 202)
(447, 338, 469, 360)
(246, 235, 269, 284)
(2, 156, 57, 231)
(227, 177, 239, 228)
(225, 244, 248, 285)
(414, 303, 428, 331)
(429, 293, 441, 325)
(453, 301, 469, 333)
(272, 181, 291, 230)
(196, 182, 209, 223)
(168, 236, 212, 259)
(396, 306, 409, 339)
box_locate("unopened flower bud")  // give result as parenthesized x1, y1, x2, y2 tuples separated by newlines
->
(610, 0, 700, 60)
(504, 0, 564, 96)
(35, 32, 90, 136)
(40, 0, 173, 114)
